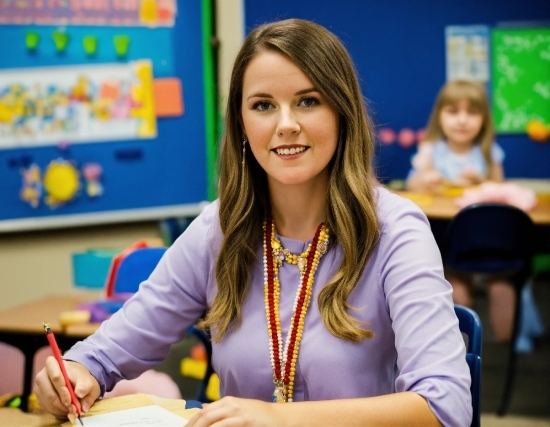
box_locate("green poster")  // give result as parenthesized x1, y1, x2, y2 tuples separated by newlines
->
(491, 27, 550, 133)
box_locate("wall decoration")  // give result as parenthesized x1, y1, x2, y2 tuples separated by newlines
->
(20, 164, 42, 208)
(43, 159, 80, 207)
(526, 120, 550, 142)
(492, 27, 550, 133)
(0, 0, 177, 27)
(0, 60, 156, 149)
(82, 35, 99, 56)
(397, 128, 416, 148)
(82, 162, 104, 197)
(25, 31, 40, 50)
(52, 29, 70, 53)
(445, 25, 490, 83)
(378, 128, 397, 145)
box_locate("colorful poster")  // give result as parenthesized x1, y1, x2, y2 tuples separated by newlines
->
(445, 25, 490, 83)
(0, 0, 176, 27)
(0, 60, 156, 149)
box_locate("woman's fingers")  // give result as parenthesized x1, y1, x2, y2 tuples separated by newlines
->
(34, 356, 101, 417)
(44, 357, 73, 406)
(34, 361, 70, 417)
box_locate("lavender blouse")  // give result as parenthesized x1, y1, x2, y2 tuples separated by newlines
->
(65, 187, 472, 427)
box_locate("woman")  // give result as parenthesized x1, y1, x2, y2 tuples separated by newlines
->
(35, 19, 471, 427)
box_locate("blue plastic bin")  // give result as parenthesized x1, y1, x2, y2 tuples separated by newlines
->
(72, 249, 120, 288)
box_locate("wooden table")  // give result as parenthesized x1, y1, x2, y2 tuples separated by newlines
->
(0, 293, 100, 412)
(0, 394, 198, 427)
(394, 191, 550, 225)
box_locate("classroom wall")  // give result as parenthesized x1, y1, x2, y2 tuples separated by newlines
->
(245, 0, 550, 182)
(0, 0, 243, 311)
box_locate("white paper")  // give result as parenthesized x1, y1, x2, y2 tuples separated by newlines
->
(81, 405, 188, 426)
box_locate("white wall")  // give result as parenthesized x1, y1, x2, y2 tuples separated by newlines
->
(0, 0, 244, 312)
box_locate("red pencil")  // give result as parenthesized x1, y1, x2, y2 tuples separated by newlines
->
(43, 322, 84, 426)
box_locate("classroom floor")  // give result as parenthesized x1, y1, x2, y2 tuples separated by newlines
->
(155, 277, 550, 426)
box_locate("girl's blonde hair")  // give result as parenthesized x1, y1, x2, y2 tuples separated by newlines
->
(423, 79, 495, 176)
(205, 18, 379, 343)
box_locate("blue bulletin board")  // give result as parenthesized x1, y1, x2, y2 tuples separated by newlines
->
(0, 0, 215, 232)
(244, 0, 550, 182)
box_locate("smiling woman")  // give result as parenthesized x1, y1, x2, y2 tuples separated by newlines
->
(241, 49, 340, 209)
(35, 19, 472, 427)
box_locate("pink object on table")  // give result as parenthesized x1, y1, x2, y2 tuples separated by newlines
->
(105, 369, 182, 399)
(455, 182, 538, 212)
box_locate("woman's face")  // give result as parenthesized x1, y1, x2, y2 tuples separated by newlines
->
(241, 49, 340, 190)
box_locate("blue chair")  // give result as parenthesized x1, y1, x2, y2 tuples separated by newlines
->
(111, 247, 167, 295)
(186, 325, 215, 404)
(443, 203, 535, 416)
(455, 304, 482, 427)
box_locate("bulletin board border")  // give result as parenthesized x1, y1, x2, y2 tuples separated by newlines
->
(0, 202, 209, 233)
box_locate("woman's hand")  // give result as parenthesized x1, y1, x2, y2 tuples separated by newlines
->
(34, 356, 100, 418)
(186, 396, 281, 427)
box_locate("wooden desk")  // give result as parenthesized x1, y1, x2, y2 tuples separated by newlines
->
(0, 394, 198, 427)
(395, 191, 550, 225)
(0, 293, 100, 412)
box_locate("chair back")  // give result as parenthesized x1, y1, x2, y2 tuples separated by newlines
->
(186, 325, 215, 403)
(444, 203, 535, 416)
(443, 203, 534, 277)
(111, 247, 167, 295)
(455, 304, 482, 427)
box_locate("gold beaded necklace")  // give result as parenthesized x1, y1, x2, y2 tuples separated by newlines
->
(263, 217, 330, 402)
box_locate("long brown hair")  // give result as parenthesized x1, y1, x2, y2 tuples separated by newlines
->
(423, 79, 496, 176)
(205, 19, 379, 343)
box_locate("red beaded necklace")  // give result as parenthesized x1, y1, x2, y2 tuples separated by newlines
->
(263, 217, 330, 403)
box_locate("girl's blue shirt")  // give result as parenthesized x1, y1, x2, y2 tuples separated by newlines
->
(410, 139, 505, 180)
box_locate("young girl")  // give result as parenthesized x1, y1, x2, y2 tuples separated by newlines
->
(407, 80, 514, 342)
(406, 79, 504, 192)
(35, 20, 471, 426)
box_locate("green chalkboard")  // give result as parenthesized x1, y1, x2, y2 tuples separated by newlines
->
(491, 27, 550, 133)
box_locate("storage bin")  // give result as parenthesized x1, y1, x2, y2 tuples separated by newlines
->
(72, 249, 120, 288)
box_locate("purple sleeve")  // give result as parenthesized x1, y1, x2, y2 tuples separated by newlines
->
(377, 196, 472, 427)
(63, 202, 218, 395)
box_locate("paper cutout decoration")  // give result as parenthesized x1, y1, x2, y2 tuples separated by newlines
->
(0, 60, 156, 148)
(416, 128, 427, 144)
(526, 120, 550, 142)
(52, 30, 70, 52)
(113, 35, 131, 57)
(378, 127, 397, 145)
(140, 0, 159, 25)
(132, 62, 156, 137)
(397, 128, 416, 148)
(20, 164, 42, 208)
(0, 0, 177, 27)
(82, 36, 98, 56)
(82, 162, 104, 197)
(379, 127, 427, 146)
(153, 78, 184, 117)
(43, 159, 80, 207)
(25, 32, 40, 50)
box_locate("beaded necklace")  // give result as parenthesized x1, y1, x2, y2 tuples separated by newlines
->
(263, 217, 330, 403)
